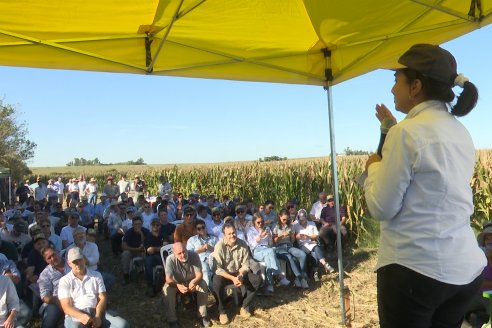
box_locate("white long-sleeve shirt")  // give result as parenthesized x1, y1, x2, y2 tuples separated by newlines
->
(364, 100, 486, 285)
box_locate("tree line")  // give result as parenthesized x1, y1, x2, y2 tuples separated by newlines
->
(66, 157, 146, 166)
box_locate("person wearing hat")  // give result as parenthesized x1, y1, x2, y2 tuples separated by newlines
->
(68, 177, 80, 202)
(94, 193, 110, 236)
(102, 176, 119, 203)
(85, 178, 98, 206)
(142, 217, 166, 297)
(2, 221, 31, 260)
(363, 44, 485, 327)
(58, 248, 129, 328)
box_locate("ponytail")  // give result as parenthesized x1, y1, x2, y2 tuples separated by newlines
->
(450, 81, 478, 117)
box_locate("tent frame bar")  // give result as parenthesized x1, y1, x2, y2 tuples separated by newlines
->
(0, 29, 147, 71)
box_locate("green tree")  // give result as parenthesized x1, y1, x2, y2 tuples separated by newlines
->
(0, 100, 36, 181)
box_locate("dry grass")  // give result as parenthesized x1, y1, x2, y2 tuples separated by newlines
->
(96, 238, 379, 328)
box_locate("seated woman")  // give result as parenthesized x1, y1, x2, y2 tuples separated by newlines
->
(186, 219, 218, 288)
(293, 209, 335, 282)
(246, 212, 290, 293)
(273, 209, 309, 289)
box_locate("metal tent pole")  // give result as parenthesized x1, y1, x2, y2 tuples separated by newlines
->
(325, 84, 346, 325)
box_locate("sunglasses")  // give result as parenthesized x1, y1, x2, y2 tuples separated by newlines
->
(41, 224, 50, 228)
(236, 210, 245, 214)
(196, 226, 206, 231)
(213, 213, 221, 217)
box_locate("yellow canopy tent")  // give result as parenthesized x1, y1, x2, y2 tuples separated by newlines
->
(1, 0, 490, 86)
(1, 1, 491, 324)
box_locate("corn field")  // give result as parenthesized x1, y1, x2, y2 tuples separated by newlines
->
(33, 150, 492, 245)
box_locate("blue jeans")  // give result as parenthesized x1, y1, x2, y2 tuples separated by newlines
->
(88, 193, 97, 205)
(144, 253, 163, 287)
(201, 257, 211, 288)
(64, 312, 129, 328)
(41, 303, 63, 328)
(275, 244, 307, 279)
(253, 246, 280, 285)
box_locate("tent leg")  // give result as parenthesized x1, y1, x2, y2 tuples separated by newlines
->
(325, 85, 346, 326)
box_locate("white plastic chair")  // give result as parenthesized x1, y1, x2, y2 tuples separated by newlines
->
(160, 243, 174, 265)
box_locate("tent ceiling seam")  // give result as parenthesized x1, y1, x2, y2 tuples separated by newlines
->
(0, 29, 147, 71)
(411, 0, 481, 21)
(332, 5, 471, 80)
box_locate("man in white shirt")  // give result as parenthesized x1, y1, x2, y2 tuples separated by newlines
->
(60, 213, 86, 249)
(117, 176, 130, 202)
(309, 192, 328, 227)
(54, 177, 65, 205)
(58, 248, 129, 328)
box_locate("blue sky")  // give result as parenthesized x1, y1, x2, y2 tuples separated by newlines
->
(1, 25, 491, 167)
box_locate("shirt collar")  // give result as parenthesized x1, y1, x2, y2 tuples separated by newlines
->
(405, 100, 447, 119)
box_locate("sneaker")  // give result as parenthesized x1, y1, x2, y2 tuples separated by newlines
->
(313, 272, 320, 282)
(219, 313, 229, 325)
(266, 285, 274, 294)
(201, 317, 211, 327)
(324, 263, 335, 274)
(301, 278, 309, 289)
(239, 307, 252, 318)
(279, 277, 290, 286)
(293, 278, 301, 288)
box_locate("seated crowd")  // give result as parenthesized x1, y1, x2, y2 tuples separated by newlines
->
(0, 175, 349, 327)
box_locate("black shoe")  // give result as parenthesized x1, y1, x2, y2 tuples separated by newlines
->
(201, 317, 211, 327)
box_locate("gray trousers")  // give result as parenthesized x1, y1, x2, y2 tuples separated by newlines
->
(163, 280, 208, 322)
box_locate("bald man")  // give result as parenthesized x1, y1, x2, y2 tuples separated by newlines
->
(163, 242, 210, 328)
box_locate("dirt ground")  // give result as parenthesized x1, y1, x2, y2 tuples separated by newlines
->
(96, 237, 380, 328)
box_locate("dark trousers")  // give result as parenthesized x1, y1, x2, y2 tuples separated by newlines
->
(212, 272, 261, 313)
(110, 233, 123, 255)
(377, 263, 482, 328)
(144, 253, 163, 287)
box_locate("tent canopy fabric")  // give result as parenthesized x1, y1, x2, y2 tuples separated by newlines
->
(0, 0, 491, 86)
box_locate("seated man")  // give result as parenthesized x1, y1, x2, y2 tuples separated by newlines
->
(212, 221, 262, 325)
(143, 218, 166, 297)
(38, 245, 67, 328)
(58, 248, 129, 328)
(121, 215, 148, 285)
(163, 242, 210, 328)
(67, 227, 115, 291)
(318, 195, 348, 254)
(0, 255, 31, 327)
(0, 275, 20, 328)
